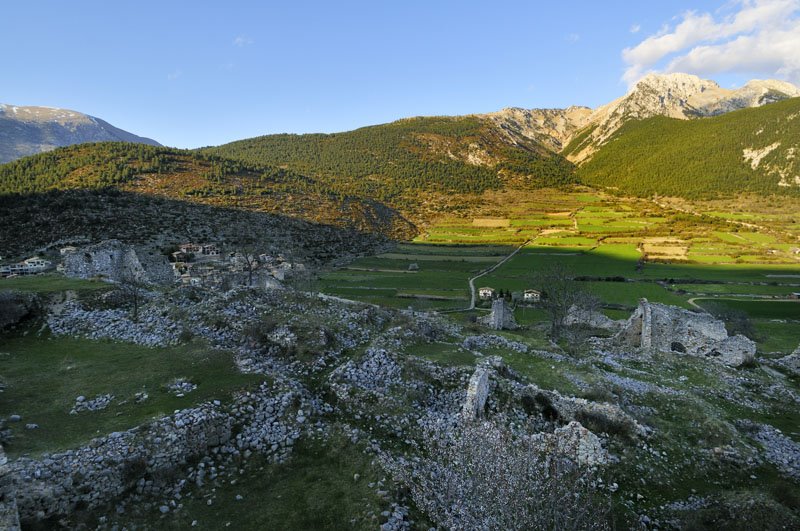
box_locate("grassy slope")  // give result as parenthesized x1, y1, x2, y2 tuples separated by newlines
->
(578, 97, 800, 198)
(0, 333, 261, 457)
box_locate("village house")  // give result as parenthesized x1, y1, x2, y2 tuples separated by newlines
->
(478, 287, 496, 300)
(0, 256, 53, 277)
(59, 246, 78, 256)
(179, 243, 221, 257)
(523, 289, 542, 303)
(201, 244, 220, 256)
(171, 250, 190, 262)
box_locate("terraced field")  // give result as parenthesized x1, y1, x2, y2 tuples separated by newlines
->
(319, 189, 800, 353)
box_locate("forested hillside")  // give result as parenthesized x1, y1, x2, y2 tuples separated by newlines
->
(0, 143, 414, 239)
(578, 98, 800, 198)
(204, 116, 577, 207)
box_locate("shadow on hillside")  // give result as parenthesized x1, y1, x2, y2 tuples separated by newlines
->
(0, 189, 396, 264)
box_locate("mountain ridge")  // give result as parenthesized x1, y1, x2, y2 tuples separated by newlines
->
(485, 73, 800, 164)
(0, 103, 160, 164)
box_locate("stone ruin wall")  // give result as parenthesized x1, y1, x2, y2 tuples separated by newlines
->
(614, 299, 755, 366)
(63, 240, 172, 285)
(9, 404, 231, 523)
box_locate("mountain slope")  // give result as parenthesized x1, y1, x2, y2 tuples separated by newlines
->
(482, 106, 593, 152)
(577, 97, 800, 198)
(563, 74, 800, 164)
(0, 143, 414, 239)
(203, 115, 577, 211)
(0, 104, 160, 163)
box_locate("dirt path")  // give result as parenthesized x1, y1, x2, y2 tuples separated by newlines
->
(466, 240, 531, 310)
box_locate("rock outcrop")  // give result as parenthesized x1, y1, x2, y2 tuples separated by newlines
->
(776, 344, 800, 376)
(614, 299, 756, 367)
(565, 73, 800, 163)
(564, 304, 622, 331)
(462, 368, 490, 421)
(486, 73, 800, 166)
(531, 421, 608, 467)
(63, 240, 172, 285)
(479, 299, 518, 330)
(483, 106, 593, 152)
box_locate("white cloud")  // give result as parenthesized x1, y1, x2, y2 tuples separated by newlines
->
(630, 23, 641, 33)
(167, 69, 182, 81)
(566, 33, 580, 43)
(622, 0, 800, 85)
(233, 35, 254, 47)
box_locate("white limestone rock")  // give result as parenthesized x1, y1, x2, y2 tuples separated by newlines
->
(462, 368, 490, 421)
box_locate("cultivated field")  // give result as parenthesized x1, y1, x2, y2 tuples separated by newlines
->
(320, 188, 800, 353)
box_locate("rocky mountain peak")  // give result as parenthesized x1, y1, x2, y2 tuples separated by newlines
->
(564, 73, 800, 163)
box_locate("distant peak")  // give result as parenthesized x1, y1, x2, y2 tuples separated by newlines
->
(741, 78, 800, 96)
(632, 72, 720, 93)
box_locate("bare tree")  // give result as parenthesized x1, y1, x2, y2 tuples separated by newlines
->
(384, 420, 610, 530)
(533, 263, 595, 339)
(231, 240, 264, 287)
(119, 266, 146, 322)
(238, 250, 261, 287)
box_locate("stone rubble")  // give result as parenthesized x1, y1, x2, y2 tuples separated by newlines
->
(168, 379, 197, 396)
(531, 420, 609, 467)
(70, 394, 115, 414)
(48, 301, 180, 347)
(738, 420, 800, 481)
(462, 334, 528, 353)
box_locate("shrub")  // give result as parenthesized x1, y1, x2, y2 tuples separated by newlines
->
(385, 420, 610, 530)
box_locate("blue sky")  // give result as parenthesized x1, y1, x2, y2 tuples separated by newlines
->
(3, 1, 798, 148)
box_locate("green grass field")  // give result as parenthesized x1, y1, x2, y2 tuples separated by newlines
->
(0, 334, 261, 457)
(0, 274, 112, 293)
(319, 190, 800, 353)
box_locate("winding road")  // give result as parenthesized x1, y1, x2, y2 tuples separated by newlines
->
(466, 240, 531, 310)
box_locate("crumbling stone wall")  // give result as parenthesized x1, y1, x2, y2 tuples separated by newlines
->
(10, 404, 231, 523)
(614, 299, 755, 367)
(480, 299, 518, 330)
(63, 240, 171, 285)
